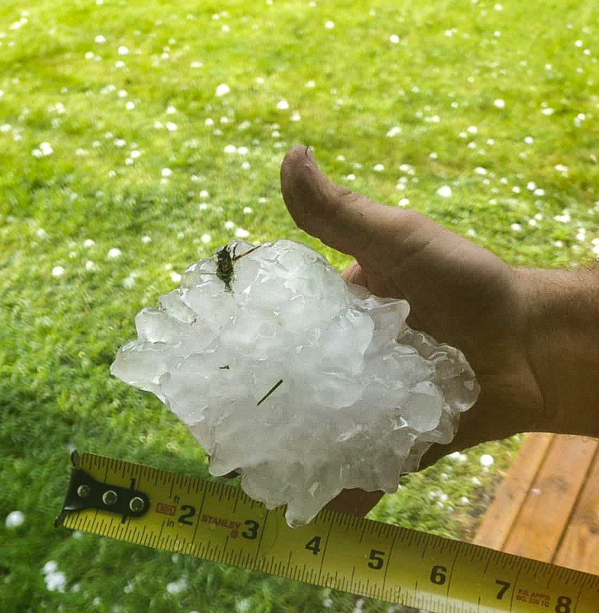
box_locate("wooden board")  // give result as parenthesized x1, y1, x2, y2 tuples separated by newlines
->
(473, 433, 554, 551)
(502, 435, 598, 562)
(554, 445, 599, 573)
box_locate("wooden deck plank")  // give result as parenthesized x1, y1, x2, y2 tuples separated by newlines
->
(553, 445, 599, 573)
(473, 433, 554, 551)
(502, 435, 599, 562)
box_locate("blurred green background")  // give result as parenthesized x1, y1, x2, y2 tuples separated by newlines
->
(1, 0, 597, 611)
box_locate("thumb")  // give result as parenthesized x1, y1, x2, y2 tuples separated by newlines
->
(280, 144, 410, 263)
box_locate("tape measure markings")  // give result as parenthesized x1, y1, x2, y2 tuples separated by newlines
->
(58, 453, 599, 612)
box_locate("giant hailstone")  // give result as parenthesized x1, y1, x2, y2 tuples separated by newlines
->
(111, 240, 479, 526)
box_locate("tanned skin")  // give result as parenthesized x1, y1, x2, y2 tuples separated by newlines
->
(279, 145, 599, 517)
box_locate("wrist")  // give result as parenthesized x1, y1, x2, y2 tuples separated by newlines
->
(517, 267, 599, 438)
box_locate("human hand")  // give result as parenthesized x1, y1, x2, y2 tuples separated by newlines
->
(280, 145, 547, 517)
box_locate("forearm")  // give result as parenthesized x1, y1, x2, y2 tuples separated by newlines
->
(518, 266, 599, 438)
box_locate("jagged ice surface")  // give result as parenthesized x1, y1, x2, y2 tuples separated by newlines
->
(111, 240, 479, 526)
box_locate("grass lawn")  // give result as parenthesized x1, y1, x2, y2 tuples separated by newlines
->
(1, 0, 598, 611)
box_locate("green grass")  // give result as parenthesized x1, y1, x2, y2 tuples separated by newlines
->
(1, 0, 598, 611)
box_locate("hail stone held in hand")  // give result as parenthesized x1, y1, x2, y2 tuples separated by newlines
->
(111, 239, 479, 526)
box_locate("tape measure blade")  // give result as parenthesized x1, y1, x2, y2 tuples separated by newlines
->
(58, 453, 599, 613)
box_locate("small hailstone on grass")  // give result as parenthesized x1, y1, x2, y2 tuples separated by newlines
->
(161, 168, 172, 178)
(437, 185, 452, 198)
(118, 45, 129, 55)
(374, 164, 384, 172)
(141, 235, 152, 244)
(201, 234, 211, 244)
(166, 122, 178, 132)
(170, 272, 182, 283)
(398, 198, 409, 207)
(125, 101, 135, 111)
(510, 223, 522, 232)
(467, 125, 478, 134)
(224, 220, 235, 230)
(52, 266, 65, 278)
(325, 20, 335, 29)
(555, 211, 571, 223)
(276, 99, 289, 110)
(243, 207, 253, 214)
(474, 167, 487, 176)
(111, 240, 479, 526)
(527, 181, 536, 191)
(5, 510, 25, 528)
(390, 34, 400, 44)
(471, 476, 482, 486)
(305, 80, 316, 88)
(85, 260, 97, 271)
(166, 578, 187, 595)
(42, 562, 67, 593)
(235, 228, 250, 239)
(107, 247, 122, 259)
(493, 98, 505, 109)
(95, 35, 106, 43)
(237, 146, 249, 155)
(224, 144, 236, 154)
(542, 107, 554, 116)
(480, 454, 494, 467)
(215, 83, 230, 97)
(291, 110, 301, 122)
(346, 173, 356, 181)
(534, 188, 545, 197)
(459, 496, 470, 506)
(123, 273, 137, 288)
(39, 142, 53, 156)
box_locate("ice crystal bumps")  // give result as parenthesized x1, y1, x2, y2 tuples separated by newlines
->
(111, 240, 479, 526)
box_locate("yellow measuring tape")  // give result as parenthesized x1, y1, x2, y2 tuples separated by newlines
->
(56, 452, 599, 612)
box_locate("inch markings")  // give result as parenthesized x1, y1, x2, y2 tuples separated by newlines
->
(60, 453, 599, 613)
